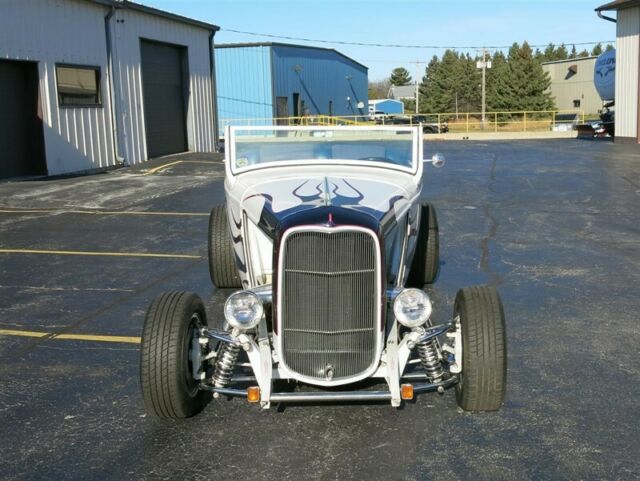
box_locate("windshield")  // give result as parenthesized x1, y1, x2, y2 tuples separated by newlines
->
(229, 126, 419, 173)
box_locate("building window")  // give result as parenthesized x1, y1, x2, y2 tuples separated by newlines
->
(573, 99, 581, 108)
(55, 64, 101, 107)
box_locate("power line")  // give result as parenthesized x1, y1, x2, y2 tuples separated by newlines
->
(221, 28, 614, 50)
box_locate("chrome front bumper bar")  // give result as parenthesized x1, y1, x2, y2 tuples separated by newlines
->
(202, 376, 458, 402)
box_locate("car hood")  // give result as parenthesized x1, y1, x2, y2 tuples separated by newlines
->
(237, 173, 417, 238)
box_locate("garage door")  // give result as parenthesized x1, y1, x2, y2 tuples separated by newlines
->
(140, 40, 188, 158)
(0, 60, 46, 178)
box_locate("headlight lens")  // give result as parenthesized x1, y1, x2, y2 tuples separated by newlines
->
(393, 288, 432, 328)
(224, 291, 263, 330)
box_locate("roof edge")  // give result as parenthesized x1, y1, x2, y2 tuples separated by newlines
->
(541, 56, 598, 65)
(215, 41, 368, 71)
(596, 0, 640, 11)
(91, 0, 219, 31)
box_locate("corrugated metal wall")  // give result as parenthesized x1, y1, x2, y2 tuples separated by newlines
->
(0, 0, 115, 175)
(272, 45, 368, 119)
(215, 45, 273, 130)
(615, 6, 640, 141)
(110, 7, 216, 164)
(0, 0, 217, 175)
(542, 57, 602, 114)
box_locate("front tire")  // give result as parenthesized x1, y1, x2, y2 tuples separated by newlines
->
(140, 292, 210, 418)
(408, 203, 440, 286)
(454, 286, 507, 412)
(208, 205, 241, 288)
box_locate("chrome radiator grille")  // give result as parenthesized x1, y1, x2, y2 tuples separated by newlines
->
(279, 228, 380, 382)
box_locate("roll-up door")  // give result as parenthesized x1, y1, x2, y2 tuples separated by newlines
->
(140, 40, 188, 158)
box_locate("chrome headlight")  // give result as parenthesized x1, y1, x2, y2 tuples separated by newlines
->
(393, 288, 432, 328)
(224, 291, 263, 330)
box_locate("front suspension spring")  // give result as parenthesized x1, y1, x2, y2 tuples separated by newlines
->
(212, 342, 240, 388)
(416, 338, 445, 383)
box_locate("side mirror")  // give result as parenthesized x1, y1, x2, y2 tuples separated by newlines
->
(424, 153, 446, 168)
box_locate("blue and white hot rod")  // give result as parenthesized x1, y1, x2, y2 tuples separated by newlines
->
(140, 126, 506, 417)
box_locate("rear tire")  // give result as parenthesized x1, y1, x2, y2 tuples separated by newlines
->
(140, 291, 210, 418)
(454, 286, 507, 412)
(408, 203, 440, 286)
(208, 205, 241, 288)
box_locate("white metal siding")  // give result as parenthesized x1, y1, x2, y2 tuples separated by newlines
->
(110, 8, 215, 164)
(0, 0, 115, 175)
(616, 6, 640, 140)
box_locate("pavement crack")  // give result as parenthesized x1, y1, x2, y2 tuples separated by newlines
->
(479, 154, 503, 287)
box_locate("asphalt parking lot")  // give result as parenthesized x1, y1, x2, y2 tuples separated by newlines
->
(0, 139, 639, 481)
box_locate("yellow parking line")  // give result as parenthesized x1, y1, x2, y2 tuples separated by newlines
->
(0, 328, 141, 344)
(144, 160, 184, 175)
(0, 248, 202, 259)
(0, 208, 208, 216)
(144, 160, 220, 175)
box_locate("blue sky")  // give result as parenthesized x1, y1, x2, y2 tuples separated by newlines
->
(148, 0, 616, 80)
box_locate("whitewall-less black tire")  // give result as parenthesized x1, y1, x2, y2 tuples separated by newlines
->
(454, 285, 507, 412)
(208, 205, 242, 288)
(408, 202, 440, 286)
(140, 291, 210, 418)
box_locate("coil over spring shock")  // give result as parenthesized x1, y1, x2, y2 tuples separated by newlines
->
(212, 342, 240, 388)
(416, 337, 445, 383)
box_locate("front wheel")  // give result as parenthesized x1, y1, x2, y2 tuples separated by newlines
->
(140, 292, 210, 418)
(454, 285, 507, 412)
(408, 203, 440, 286)
(208, 205, 242, 288)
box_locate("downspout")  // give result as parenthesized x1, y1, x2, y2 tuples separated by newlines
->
(209, 29, 221, 152)
(597, 10, 617, 23)
(104, 5, 126, 165)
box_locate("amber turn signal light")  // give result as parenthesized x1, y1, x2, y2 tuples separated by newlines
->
(400, 383, 414, 400)
(247, 386, 261, 403)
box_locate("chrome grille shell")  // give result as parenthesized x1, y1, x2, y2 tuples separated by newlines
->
(276, 225, 383, 386)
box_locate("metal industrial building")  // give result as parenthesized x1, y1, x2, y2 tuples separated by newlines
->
(542, 57, 603, 115)
(596, 0, 640, 144)
(215, 42, 368, 130)
(0, 0, 219, 178)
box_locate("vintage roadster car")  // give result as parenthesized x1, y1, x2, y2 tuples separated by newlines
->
(140, 126, 506, 418)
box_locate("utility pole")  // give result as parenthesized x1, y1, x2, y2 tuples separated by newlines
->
(476, 49, 491, 125)
(410, 60, 427, 115)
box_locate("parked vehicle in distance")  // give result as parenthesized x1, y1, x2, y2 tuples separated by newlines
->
(140, 125, 507, 417)
(376, 115, 449, 134)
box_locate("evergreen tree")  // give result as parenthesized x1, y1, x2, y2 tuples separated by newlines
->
(489, 42, 555, 111)
(556, 44, 569, 60)
(418, 50, 480, 113)
(591, 43, 603, 56)
(390, 67, 412, 86)
(569, 44, 577, 59)
(486, 51, 510, 111)
(543, 43, 556, 61)
(577, 49, 590, 58)
(605, 43, 615, 52)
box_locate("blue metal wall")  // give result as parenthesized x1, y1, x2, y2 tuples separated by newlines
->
(215, 45, 273, 132)
(271, 45, 368, 118)
(370, 99, 404, 115)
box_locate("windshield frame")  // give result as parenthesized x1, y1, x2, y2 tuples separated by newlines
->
(225, 125, 422, 177)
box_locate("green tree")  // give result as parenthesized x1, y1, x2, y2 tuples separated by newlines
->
(569, 44, 577, 59)
(591, 43, 603, 56)
(556, 44, 569, 60)
(605, 43, 615, 52)
(418, 50, 480, 113)
(486, 51, 510, 110)
(543, 43, 557, 61)
(489, 42, 555, 112)
(390, 67, 412, 86)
